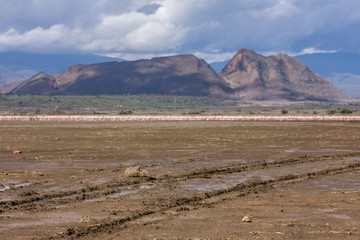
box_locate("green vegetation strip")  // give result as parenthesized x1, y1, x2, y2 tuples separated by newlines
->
(0, 94, 359, 115)
(0, 95, 230, 110)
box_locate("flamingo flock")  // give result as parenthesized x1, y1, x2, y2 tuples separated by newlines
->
(1, 115, 360, 122)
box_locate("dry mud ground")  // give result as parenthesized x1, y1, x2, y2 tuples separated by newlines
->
(0, 121, 359, 240)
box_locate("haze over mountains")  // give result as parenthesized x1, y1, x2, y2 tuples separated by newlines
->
(0, 52, 122, 85)
(2, 49, 351, 101)
(296, 53, 360, 98)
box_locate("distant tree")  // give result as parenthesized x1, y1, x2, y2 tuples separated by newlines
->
(340, 109, 352, 114)
(118, 110, 132, 115)
(281, 109, 288, 114)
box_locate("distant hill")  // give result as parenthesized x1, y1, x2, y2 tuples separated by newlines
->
(10, 55, 232, 97)
(0, 65, 37, 85)
(219, 49, 350, 101)
(0, 52, 122, 85)
(0, 79, 26, 94)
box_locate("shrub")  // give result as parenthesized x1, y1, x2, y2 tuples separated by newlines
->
(340, 109, 352, 114)
(125, 166, 148, 177)
(118, 110, 132, 115)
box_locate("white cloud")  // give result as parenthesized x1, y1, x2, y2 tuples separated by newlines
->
(0, 25, 72, 51)
(292, 47, 337, 56)
(124, 22, 186, 51)
(251, 1, 299, 20)
(0, 0, 360, 60)
(260, 47, 337, 57)
(102, 52, 178, 61)
(79, 5, 188, 53)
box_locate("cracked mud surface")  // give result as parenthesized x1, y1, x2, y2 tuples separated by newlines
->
(0, 121, 359, 239)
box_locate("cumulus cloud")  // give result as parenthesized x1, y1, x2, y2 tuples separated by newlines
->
(0, 0, 360, 61)
(251, 1, 299, 20)
(0, 25, 69, 51)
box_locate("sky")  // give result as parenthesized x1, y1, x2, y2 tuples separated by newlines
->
(0, 0, 360, 62)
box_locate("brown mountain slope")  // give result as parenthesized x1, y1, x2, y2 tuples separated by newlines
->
(220, 49, 351, 101)
(10, 55, 232, 97)
(9, 50, 351, 101)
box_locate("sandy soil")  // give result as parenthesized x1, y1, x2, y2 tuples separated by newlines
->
(0, 121, 359, 239)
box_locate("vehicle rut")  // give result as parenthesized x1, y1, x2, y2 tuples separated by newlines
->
(0, 153, 358, 214)
(45, 162, 360, 240)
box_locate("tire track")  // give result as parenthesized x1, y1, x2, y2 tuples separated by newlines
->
(46, 162, 360, 240)
(0, 153, 358, 213)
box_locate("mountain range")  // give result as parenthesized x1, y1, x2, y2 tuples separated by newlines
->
(2, 49, 351, 101)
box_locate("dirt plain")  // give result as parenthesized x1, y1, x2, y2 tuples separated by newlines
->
(0, 120, 359, 240)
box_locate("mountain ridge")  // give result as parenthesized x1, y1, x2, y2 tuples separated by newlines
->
(4, 49, 353, 101)
(10, 54, 233, 97)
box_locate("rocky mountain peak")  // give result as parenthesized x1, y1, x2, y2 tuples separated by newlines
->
(219, 50, 351, 101)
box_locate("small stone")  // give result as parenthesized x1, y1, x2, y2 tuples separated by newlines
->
(242, 215, 252, 222)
